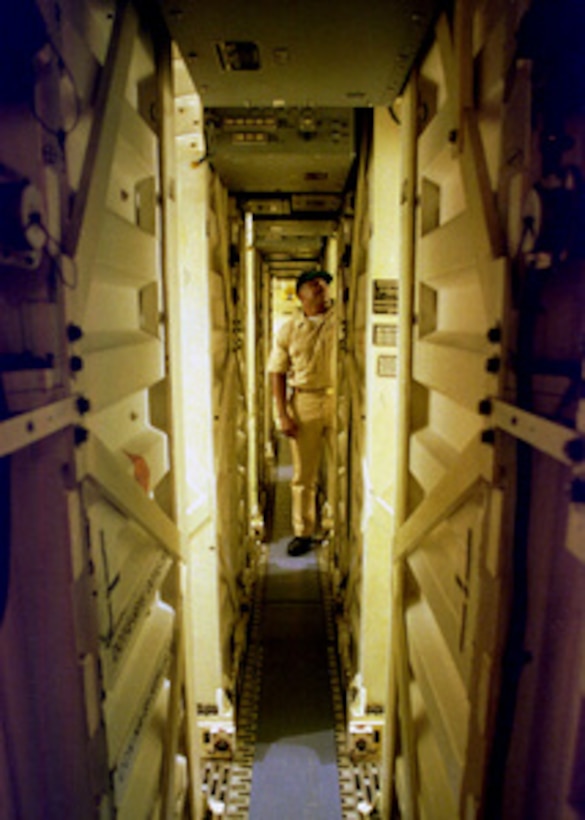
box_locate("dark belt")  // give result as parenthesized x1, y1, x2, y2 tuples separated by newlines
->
(294, 386, 334, 395)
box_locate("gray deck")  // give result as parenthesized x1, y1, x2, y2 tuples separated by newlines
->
(249, 445, 342, 819)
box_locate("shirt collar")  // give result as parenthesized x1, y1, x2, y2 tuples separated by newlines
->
(297, 301, 333, 325)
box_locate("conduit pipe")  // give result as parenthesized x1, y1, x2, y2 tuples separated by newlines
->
(381, 73, 419, 818)
(245, 211, 262, 533)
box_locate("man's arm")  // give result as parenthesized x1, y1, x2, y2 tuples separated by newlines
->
(271, 372, 297, 438)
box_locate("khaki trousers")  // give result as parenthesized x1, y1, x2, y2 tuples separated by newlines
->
(289, 390, 335, 537)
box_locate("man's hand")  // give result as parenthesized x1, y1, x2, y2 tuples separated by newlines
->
(279, 412, 298, 438)
(271, 372, 298, 437)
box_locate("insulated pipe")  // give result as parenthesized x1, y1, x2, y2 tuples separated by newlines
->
(324, 233, 339, 531)
(262, 261, 273, 478)
(245, 211, 261, 531)
(381, 73, 419, 818)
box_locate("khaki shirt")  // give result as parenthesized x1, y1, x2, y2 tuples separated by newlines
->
(267, 305, 335, 389)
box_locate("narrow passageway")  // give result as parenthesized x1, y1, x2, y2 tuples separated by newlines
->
(249, 438, 342, 819)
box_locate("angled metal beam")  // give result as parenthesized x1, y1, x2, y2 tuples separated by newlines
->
(453, 0, 473, 151)
(438, 1, 506, 324)
(394, 435, 493, 563)
(64, 0, 138, 312)
(79, 435, 182, 562)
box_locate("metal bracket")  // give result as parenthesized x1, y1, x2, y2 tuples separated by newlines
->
(490, 398, 585, 564)
(491, 399, 579, 466)
(0, 396, 78, 457)
(200, 721, 236, 759)
(348, 718, 384, 762)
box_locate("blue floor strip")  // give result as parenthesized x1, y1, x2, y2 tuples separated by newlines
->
(248, 443, 342, 819)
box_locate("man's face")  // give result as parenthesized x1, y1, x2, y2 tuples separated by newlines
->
(298, 276, 329, 312)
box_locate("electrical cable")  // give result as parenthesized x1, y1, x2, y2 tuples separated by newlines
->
(50, 251, 78, 290)
(388, 103, 401, 126)
(0, 456, 11, 625)
(483, 255, 543, 817)
(191, 151, 209, 168)
(28, 32, 82, 141)
(34, 219, 79, 290)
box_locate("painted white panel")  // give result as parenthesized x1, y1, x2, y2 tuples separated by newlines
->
(436, 277, 488, 335)
(87, 498, 172, 688)
(84, 280, 140, 333)
(88, 391, 150, 450)
(408, 488, 487, 686)
(118, 99, 158, 177)
(410, 427, 458, 494)
(409, 524, 463, 668)
(80, 332, 164, 412)
(413, 332, 493, 412)
(104, 599, 174, 765)
(92, 210, 158, 286)
(421, 147, 466, 226)
(116, 680, 170, 815)
(411, 681, 458, 819)
(406, 598, 468, 797)
(78, 435, 181, 558)
(121, 427, 170, 491)
(428, 391, 482, 453)
(417, 212, 476, 285)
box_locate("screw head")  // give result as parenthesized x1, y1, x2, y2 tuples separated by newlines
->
(74, 426, 88, 446)
(486, 356, 501, 374)
(67, 323, 83, 342)
(481, 429, 496, 445)
(565, 437, 585, 463)
(571, 478, 585, 503)
(70, 355, 83, 373)
(478, 398, 493, 416)
(76, 396, 91, 415)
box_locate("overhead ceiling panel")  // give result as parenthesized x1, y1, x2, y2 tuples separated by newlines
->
(205, 106, 354, 192)
(159, 0, 440, 108)
(254, 218, 335, 256)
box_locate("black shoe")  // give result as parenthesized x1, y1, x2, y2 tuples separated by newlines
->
(287, 536, 313, 556)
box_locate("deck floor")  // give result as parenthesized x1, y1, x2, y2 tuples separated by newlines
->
(248, 444, 342, 818)
(201, 439, 381, 818)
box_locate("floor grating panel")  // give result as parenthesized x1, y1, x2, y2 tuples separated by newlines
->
(319, 541, 382, 819)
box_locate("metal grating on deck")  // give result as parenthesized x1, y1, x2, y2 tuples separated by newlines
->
(201, 545, 267, 818)
(319, 541, 382, 819)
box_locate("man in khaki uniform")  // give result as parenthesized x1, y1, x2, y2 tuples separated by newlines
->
(268, 270, 336, 556)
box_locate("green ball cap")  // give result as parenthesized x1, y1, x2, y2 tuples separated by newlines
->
(296, 270, 333, 293)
